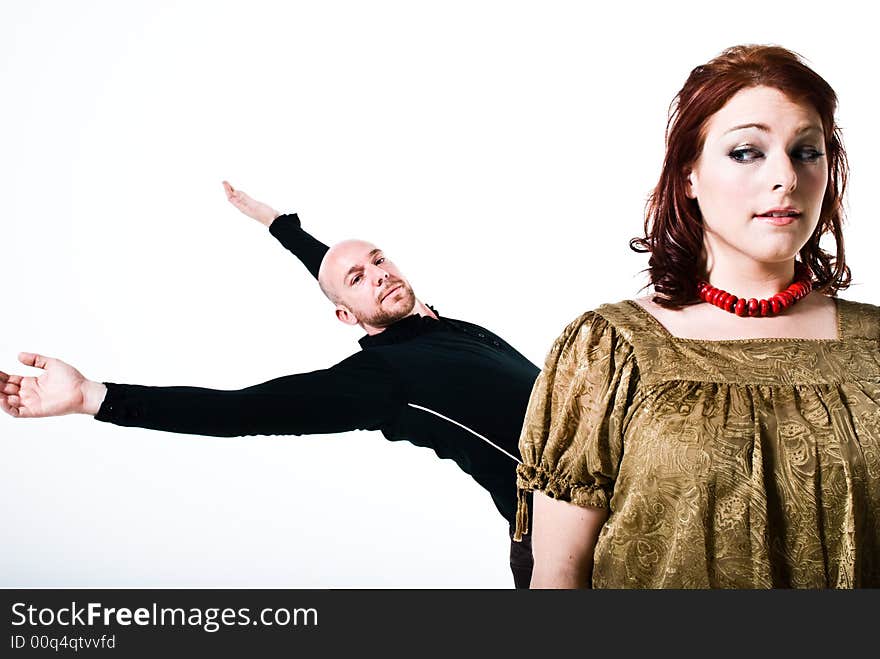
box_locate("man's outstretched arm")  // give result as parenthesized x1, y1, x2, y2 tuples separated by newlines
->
(223, 181, 328, 280)
(1, 351, 402, 437)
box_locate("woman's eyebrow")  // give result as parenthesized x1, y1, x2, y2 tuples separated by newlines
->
(724, 122, 823, 136)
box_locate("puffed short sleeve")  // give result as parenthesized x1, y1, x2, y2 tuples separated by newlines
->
(514, 311, 638, 540)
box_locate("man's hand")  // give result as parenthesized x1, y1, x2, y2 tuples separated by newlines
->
(222, 180, 280, 227)
(0, 353, 107, 418)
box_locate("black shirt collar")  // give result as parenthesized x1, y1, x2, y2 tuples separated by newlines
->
(359, 305, 442, 349)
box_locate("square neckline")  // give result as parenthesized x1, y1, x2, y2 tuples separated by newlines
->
(623, 297, 845, 345)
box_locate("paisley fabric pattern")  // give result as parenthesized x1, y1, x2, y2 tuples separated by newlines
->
(516, 298, 880, 588)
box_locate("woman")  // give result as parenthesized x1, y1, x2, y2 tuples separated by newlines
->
(514, 44, 879, 588)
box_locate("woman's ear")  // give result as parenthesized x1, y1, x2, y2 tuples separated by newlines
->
(685, 167, 697, 200)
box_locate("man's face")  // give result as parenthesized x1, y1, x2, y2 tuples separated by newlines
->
(321, 240, 417, 330)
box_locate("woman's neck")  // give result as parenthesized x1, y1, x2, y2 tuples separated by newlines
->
(704, 257, 797, 300)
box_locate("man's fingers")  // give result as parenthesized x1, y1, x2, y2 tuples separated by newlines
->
(18, 352, 49, 370)
(222, 182, 250, 204)
(1, 380, 19, 395)
(0, 396, 20, 417)
(0, 371, 21, 384)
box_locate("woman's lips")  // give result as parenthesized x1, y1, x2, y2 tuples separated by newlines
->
(754, 213, 800, 226)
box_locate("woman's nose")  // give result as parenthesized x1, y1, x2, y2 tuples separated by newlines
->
(770, 152, 798, 193)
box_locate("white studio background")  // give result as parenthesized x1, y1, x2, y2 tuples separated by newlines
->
(1, 0, 878, 587)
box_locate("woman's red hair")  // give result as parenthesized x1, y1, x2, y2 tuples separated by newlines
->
(630, 44, 851, 307)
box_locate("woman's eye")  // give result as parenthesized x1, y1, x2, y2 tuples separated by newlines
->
(729, 147, 763, 163)
(794, 147, 825, 162)
(375, 257, 385, 265)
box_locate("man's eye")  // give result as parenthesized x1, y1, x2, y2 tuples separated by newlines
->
(351, 275, 362, 285)
(375, 257, 385, 265)
(729, 147, 763, 163)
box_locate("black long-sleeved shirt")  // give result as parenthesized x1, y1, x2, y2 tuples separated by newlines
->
(95, 214, 540, 526)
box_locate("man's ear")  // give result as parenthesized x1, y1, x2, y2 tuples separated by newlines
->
(335, 306, 359, 326)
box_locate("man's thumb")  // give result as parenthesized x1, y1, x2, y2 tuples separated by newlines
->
(18, 352, 50, 370)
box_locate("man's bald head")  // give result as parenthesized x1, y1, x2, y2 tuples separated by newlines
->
(317, 239, 378, 304)
(318, 239, 417, 331)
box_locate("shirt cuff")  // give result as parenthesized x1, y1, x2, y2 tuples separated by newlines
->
(94, 383, 143, 424)
(268, 212, 301, 233)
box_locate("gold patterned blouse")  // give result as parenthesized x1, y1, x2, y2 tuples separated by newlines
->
(515, 298, 880, 588)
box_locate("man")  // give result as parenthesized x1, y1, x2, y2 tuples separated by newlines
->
(0, 182, 538, 587)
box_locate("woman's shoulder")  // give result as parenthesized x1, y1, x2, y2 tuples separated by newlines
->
(836, 297, 880, 314)
(552, 299, 664, 352)
(837, 297, 880, 341)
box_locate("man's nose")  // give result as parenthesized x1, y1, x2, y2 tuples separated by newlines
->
(367, 264, 389, 286)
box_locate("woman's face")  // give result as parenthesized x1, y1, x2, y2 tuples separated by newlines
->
(686, 85, 828, 271)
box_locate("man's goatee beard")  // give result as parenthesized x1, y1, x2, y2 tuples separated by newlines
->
(368, 286, 417, 327)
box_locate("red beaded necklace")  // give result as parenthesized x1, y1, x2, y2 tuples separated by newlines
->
(697, 264, 813, 317)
